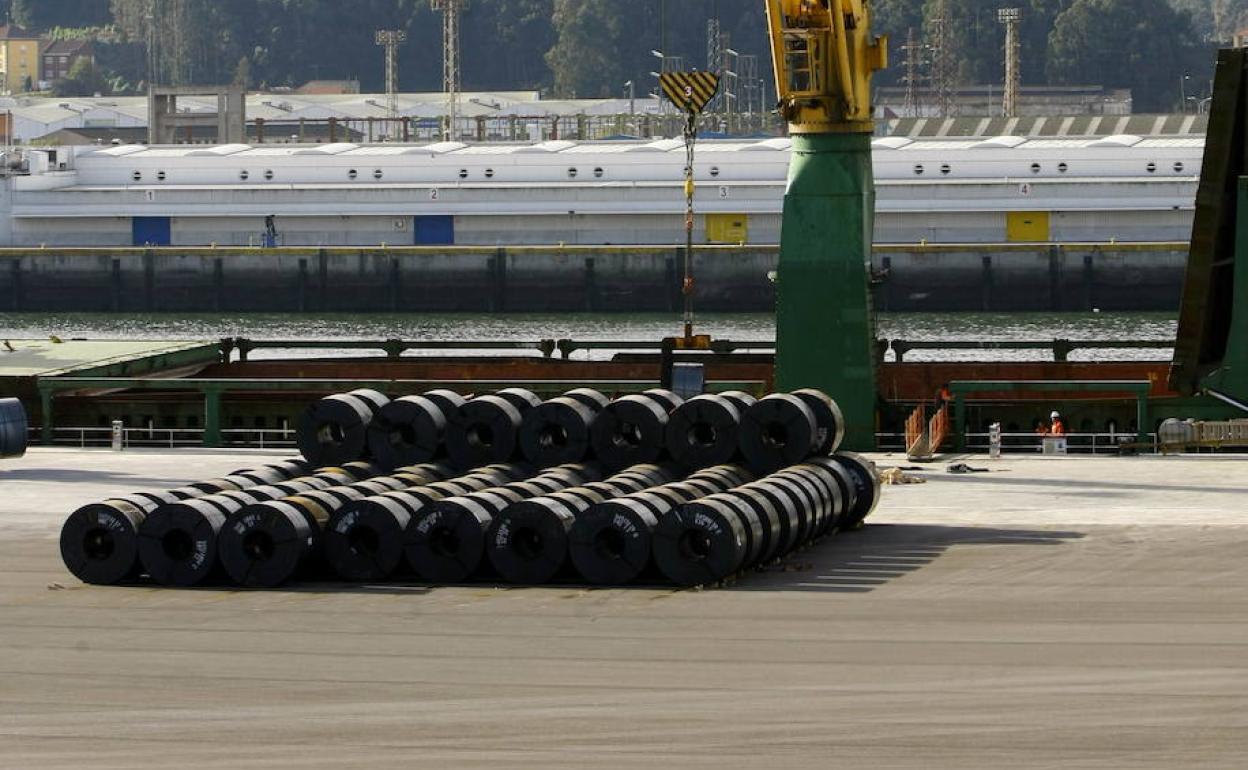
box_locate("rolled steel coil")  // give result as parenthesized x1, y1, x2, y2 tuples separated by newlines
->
(405, 489, 522, 583)
(366, 395, 449, 470)
(590, 395, 670, 472)
(217, 496, 334, 587)
(562, 388, 611, 411)
(519, 396, 597, 467)
(138, 496, 248, 587)
(446, 395, 524, 470)
(487, 491, 591, 585)
(653, 496, 752, 586)
(494, 387, 543, 412)
(665, 394, 742, 470)
(792, 389, 846, 456)
(297, 390, 387, 467)
(419, 389, 467, 418)
(641, 388, 684, 413)
(739, 394, 819, 475)
(0, 397, 27, 459)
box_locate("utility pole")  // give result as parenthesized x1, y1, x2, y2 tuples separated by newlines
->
(374, 29, 407, 126)
(901, 27, 922, 117)
(431, 0, 462, 141)
(998, 8, 1022, 118)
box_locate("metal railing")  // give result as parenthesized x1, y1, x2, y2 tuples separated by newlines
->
(877, 431, 1160, 455)
(33, 426, 298, 450)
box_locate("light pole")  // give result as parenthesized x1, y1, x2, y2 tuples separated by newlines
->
(1181, 74, 1190, 112)
(624, 80, 635, 115)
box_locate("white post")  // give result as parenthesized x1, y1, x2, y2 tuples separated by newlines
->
(111, 420, 124, 451)
(989, 422, 1002, 459)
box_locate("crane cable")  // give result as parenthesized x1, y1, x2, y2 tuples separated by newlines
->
(681, 109, 698, 340)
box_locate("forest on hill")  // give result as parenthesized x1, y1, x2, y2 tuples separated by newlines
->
(4, 0, 1236, 112)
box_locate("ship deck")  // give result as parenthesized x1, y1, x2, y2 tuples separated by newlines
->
(1, 448, 1245, 768)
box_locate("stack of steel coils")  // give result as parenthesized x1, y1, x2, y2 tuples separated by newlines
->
(59, 387, 880, 589)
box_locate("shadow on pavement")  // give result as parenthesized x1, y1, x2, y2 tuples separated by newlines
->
(737, 523, 1085, 593)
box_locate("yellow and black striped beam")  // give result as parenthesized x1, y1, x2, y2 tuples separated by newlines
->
(659, 72, 721, 114)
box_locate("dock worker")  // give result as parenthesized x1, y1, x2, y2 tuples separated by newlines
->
(1049, 411, 1066, 436)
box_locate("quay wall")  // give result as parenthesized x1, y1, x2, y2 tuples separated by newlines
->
(0, 242, 1187, 314)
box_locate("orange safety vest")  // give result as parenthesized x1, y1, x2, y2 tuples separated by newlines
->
(1050, 419, 1066, 436)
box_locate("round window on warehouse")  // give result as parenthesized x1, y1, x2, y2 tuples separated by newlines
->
(1146, 162, 1157, 173)
(264, 169, 274, 180)
(131, 170, 142, 182)
(568, 167, 579, 178)
(913, 164, 924, 175)
(1173, 162, 1184, 173)
(940, 164, 951, 175)
(1030, 163, 1041, 174)
(593, 167, 604, 178)
(239, 170, 249, 181)
(458, 169, 468, 179)
(156, 171, 166, 181)
(373, 169, 383, 180)
(348, 169, 358, 180)
(1058, 162, 1069, 173)
(485, 168, 495, 178)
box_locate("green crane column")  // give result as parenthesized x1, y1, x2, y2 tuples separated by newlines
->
(775, 132, 878, 450)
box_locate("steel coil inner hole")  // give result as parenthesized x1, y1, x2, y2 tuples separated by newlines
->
(429, 526, 461, 558)
(678, 529, 713, 561)
(242, 530, 276, 562)
(466, 423, 494, 449)
(688, 422, 718, 448)
(763, 422, 789, 448)
(390, 425, 418, 447)
(317, 422, 346, 447)
(593, 527, 627, 561)
(161, 530, 195, 562)
(512, 527, 543, 560)
(83, 528, 115, 561)
(346, 525, 380, 557)
(611, 421, 643, 448)
(538, 424, 569, 448)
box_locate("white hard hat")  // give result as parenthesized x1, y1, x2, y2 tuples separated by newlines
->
(1050, 411, 1060, 419)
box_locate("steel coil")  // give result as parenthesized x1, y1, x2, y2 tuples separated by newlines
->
(739, 394, 819, 474)
(665, 394, 742, 469)
(0, 397, 27, 459)
(446, 395, 524, 469)
(519, 396, 597, 467)
(366, 395, 449, 470)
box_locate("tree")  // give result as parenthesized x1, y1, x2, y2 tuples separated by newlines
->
(11, 0, 113, 29)
(233, 55, 251, 89)
(52, 57, 111, 97)
(1047, 0, 1210, 111)
(546, 0, 631, 98)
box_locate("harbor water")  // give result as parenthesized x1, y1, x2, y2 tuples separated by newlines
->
(0, 311, 1178, 362)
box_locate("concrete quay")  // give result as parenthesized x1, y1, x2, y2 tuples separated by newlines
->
(0, 448, 1245, 768)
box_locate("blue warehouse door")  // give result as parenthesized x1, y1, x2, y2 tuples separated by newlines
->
(132, 217, 171, 246)
(414, 215, 454, 245)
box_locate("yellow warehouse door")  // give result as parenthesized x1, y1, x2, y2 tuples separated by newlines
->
(1006, 211, 1051, 242)
(706, 213, 748, 243)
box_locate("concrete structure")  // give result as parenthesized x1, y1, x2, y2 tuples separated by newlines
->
(0, 23, 39, 94)
(1, 448, 1246, 767)
(148, 85, 247, 145)
(0, 242, 1190, 314)
(0, 135, 1203, 249)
